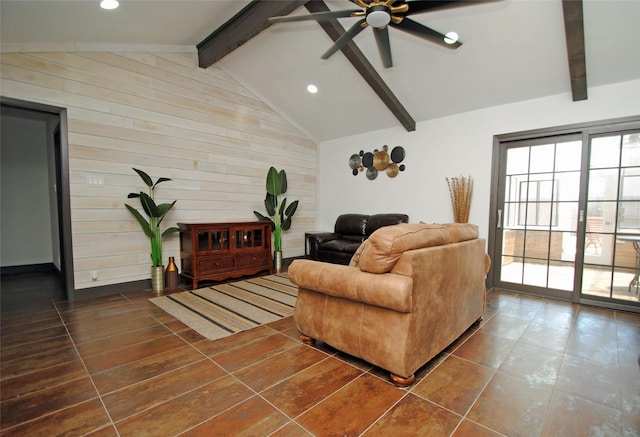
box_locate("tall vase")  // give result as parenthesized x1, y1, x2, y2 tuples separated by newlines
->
(165, 256, 179, 290)
(274, 251, 283, 273)
(151, 266, 164, 293)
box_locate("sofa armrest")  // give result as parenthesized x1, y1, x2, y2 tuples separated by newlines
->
(307, 232, 341, 258)
(288, 259, 413, 313)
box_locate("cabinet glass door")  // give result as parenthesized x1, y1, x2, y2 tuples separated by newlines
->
(211, 231, 228, 251)
(235, 228, 265, 249)
(253, 229, 263, 247)
(236, 230, 253, 249)
(197, 231, 208, 251)
(198, 230, 228, 252)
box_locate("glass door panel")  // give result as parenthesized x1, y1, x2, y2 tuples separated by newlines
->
(492, 121, 640, 310)
(197, 230, 229, 252)
(236, 230, 253, 249)
(496, 137, 582, 295)
(211, 230, 228, 251)
(253, 229, 263, 247)
(197, 231, 209, 251)
(582, 132, 640, 302)
(235, 228, 265, 249)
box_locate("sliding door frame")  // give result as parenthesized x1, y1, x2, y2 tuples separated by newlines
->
(487, 115, 640, 312)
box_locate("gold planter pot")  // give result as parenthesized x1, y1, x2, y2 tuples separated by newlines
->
(274, 251, 283, 274)
(151, 266, 164, 293)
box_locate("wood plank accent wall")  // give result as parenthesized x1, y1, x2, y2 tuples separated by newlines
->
(0, 52, 317, 292)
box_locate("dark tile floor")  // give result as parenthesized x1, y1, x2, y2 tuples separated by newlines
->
(1, 270, 639, 436)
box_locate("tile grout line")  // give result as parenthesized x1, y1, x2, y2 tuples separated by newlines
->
(103, 324, 301, 432)
(176, 340, 333, 436)
(87, 313, 233, 427)
(443, 294, 547, 436)
(99, 303, 301, 433)
(53, 300, 124, 436)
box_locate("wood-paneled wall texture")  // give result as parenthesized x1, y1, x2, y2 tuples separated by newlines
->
(0, 52, 317, 292)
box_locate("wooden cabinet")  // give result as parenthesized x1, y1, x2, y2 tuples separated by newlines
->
(178, 221, 273, 288)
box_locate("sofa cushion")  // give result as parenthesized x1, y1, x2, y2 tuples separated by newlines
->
(321, 239, 363, 254)
(288, 259, 414, 313)
(342, 234, 366, 242)
(443, 223, 479, 242)
(349, 239, 370, 267)
(358, 223, 451, 273)
(334, 214, 369, 239)
(364, 213, 409, 236)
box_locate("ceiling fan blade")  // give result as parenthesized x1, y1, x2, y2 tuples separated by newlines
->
(403, 0, 498, 16)
(269, 9, 361, 24)
(373, 27, 393, 68)
(321, 18, 367, 60)
(391, 17, 461, 49)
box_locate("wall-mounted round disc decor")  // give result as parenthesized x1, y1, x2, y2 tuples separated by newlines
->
(362, 152, 374, 168)
(366, 167, 378, 180)
(374, 150, 390, 170)
(350, 145, 406, 180)
(349, 154, 361, 170)
(391, 146, 405, 163)
(386, 163, 399, 178)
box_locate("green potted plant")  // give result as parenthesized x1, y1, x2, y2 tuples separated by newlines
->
(125, 168, 179, 292)
(254, 167, 299, 272)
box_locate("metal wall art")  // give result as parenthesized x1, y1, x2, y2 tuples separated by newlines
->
(349, 145, 406, 180)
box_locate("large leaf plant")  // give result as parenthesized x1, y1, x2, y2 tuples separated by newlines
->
(254, 167, 299, 252)
(125, 168, 179, 267)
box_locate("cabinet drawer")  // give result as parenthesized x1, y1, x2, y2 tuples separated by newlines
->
(237, 251, 271, 269)
(197, 256, 235, 274)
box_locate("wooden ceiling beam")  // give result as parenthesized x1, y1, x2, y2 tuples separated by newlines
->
(197, 0, 415, 132)
(304, 1, 415, 132)
(562, 0, 588, 101)
(197, 0, 309, 68)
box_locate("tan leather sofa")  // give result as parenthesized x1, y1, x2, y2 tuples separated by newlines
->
(288, 222, 490, 387)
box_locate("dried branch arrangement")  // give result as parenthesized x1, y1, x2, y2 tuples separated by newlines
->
(446, 175, 473, 223)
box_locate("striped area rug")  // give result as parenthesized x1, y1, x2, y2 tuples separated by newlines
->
(149, 274, 297, 341)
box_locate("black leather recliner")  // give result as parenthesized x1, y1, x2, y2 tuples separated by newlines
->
(307, 213, 409, 265)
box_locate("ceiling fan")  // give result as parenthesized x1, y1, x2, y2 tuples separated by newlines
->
(269, 0, 493, 68)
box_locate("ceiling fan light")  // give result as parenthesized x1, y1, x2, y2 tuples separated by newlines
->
(366, 10, 391, 28)
(444, 31, 459, 44)
(100, 0, 119, 9)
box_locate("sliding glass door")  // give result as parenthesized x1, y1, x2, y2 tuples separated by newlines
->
(494, 135, 582, 300)
(581, 132, 640, 302)
(490, 118, 640, 310)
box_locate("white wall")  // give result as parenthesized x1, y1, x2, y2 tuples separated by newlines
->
(0, 115, 54, 266)
(318, 79, 640, 240)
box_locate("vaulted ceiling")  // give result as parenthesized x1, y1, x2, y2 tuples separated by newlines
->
(2, 0, 639, 142)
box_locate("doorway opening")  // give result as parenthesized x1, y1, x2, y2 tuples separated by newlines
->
(0, 97, 75, 301)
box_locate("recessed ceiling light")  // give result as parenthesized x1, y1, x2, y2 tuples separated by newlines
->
(444, 31, 459, 44)
(307, 84, 318, 94)
(100, 0, 119, 10)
